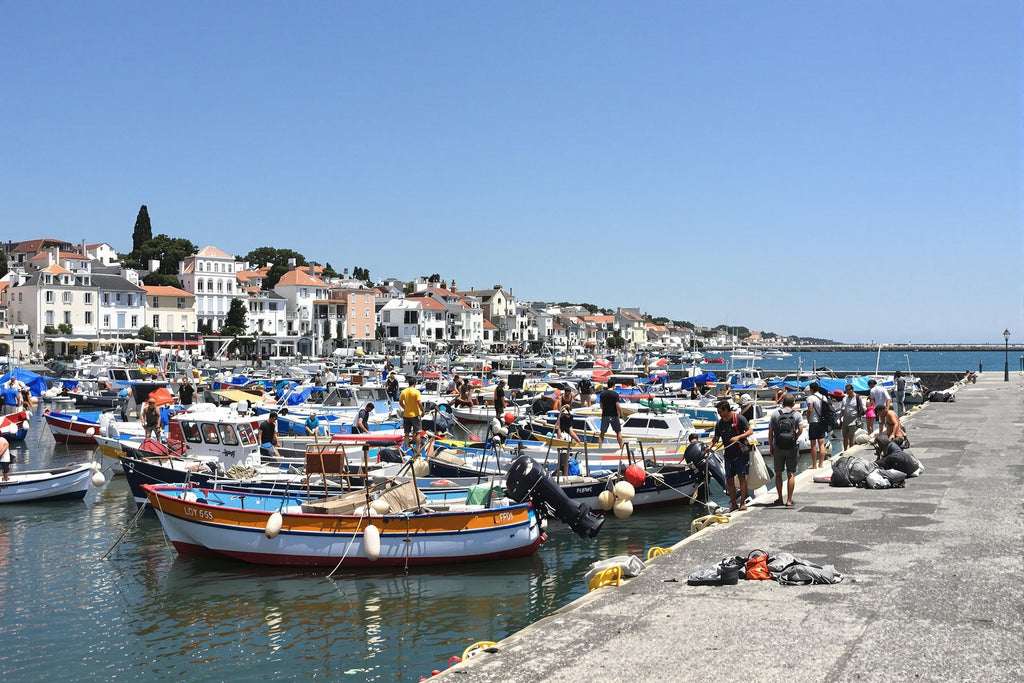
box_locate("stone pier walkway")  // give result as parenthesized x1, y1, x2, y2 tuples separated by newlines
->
(442, 373, 1024, 682)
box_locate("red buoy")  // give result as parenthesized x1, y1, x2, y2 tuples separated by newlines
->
(624, 464, 647, 487)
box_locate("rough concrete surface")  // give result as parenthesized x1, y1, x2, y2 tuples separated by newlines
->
(440, 373, 1024, 682)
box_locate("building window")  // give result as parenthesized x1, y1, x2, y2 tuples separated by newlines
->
(62, 291, 72, 304)
(63, 311, 71, 325)
(84, 292, 92, 304)
(131, 315, 138, 327)
(45, 291, 54, 303)
(365, 324, 370, 335)
(45, 311, 54, 325)
(103, 315, 110, 327)
(153, 315, 160, 329)
(197, 281, 204, 292)
(84, 312, 92, 325)
(198, 262, 203, 272)
(103, 292, 110, 304)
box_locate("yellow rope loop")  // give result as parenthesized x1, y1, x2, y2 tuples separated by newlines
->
(462, 641, 497, 661)
(646, 546, 672, 561)
(690, 513, 731, 535)
(587, 565, 622, 592)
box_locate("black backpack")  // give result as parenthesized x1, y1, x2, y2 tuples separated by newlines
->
(774, 410, 799, 449)
(579, 377, 593, 394)
(817, 394, 836, 430)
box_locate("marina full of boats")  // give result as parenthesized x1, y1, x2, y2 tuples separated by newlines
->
(0, 345, 931, 570)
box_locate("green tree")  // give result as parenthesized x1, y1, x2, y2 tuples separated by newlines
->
(43, 325, 58, 335)
(427, 273, 441, 283)
(132, 205, 153, 254)
(57, 323, 73, 335)
(322, 262, 339, 279)
(243, 247, 307, 289)
(352, 266, 370, 282)
(322, 321, 332, 342)
(607, 334, 626, 349)
(137, 325, 155, 341)
(220, 299, 248, 336)
(121, 233, 196, 278)
(581, 303, 598, 314)
(0, 259, 7, 278)
(337, 321, 345, 341)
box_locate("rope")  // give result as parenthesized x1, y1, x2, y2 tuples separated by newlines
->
(326, 508, 367, 579)
(101, 499, 149, 560)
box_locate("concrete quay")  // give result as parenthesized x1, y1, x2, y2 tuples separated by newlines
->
(443, 372, 1024, 682)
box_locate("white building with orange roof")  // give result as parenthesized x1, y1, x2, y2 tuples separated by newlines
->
(407, 282, 484, 348)
(177, 245, 244, 330)
(273, 266, 329, 355)
(7, 253, 99, 346)
(142, 285, 196, 334)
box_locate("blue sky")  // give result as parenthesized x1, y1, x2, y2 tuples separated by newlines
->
(2, 2, 1020, 343)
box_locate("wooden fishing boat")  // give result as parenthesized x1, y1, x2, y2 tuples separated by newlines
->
(0, 463, 100, 503)
(142, 482, 545, 568)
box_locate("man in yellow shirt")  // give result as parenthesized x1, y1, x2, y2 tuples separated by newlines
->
(399, 378, 424, 451)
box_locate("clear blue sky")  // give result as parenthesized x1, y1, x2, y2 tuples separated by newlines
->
(2, 2, 1020, 344)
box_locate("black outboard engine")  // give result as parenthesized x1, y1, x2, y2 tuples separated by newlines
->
(505, 456, 603, 539)
(683, 440, 727, 490)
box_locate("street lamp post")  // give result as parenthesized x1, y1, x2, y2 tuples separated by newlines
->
(1003, 329, 1011, 382)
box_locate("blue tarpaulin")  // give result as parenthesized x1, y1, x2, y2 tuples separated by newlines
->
(680, 372, 718, 390)
(0, 368, 49, 396)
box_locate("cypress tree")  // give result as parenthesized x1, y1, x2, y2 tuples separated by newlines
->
(132, 205, 153, 253)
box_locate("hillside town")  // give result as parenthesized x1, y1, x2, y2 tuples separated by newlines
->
(0, 235, 780, 362)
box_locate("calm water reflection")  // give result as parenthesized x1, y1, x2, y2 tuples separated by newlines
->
(2, 408, 829, 681)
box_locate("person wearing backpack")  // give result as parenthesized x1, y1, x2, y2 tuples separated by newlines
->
(805, 382, 831, 469)
(709, 399, 753, 512)
(769, 394, 803, 507)
(839, 384, 865, 452)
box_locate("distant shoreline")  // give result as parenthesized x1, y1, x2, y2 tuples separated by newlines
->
(705, 344, 1024, 353)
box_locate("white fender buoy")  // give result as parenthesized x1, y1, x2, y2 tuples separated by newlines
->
(412, 459, 429, 477)
(370, 498, 390, 516)
(265, 511, 283, 539)
(21, 421, 30, 431)
(854, 429, 871, 445)
(364, 523, 381, 562)
(490, 417, 502, 433)
(182, 491, 198, 503)
(597, 490, 615, 511)
(86, 427, 96, 436)
(613, 499, 634, 518)
(91, 471, 106, 487)
(613, 481, 635, 502)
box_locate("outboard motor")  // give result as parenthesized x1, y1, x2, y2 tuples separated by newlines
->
(683, 440, 727, 490)
(505, 456, 603, 539)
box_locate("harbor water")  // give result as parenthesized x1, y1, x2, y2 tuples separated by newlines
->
(0, 351, 1005, 681)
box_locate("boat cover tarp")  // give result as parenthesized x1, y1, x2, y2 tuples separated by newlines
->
(679, 372, 718, 390)
(0, 368, 49, 396)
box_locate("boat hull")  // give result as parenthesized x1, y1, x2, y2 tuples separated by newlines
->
(144, 485, 544, 567)
(0, 464, 94, 503)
